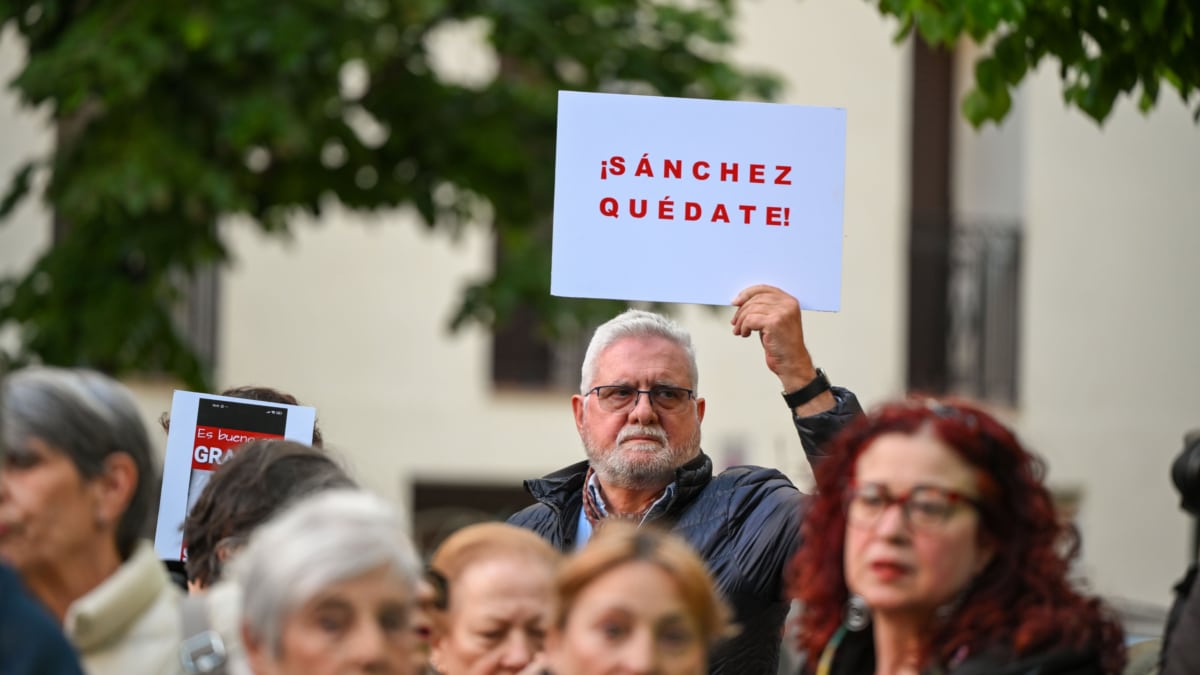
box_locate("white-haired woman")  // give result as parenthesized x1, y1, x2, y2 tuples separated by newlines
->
(0, 367, 179, 675)
(236, 489, 422, 675)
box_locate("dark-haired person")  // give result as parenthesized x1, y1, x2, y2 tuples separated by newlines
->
(158, 384, 325, 590)
(174, 439, 357, 675)
(0, 367, 181, 675)
(160, 385, 324, 447)
(789, 398, 1126, 675)
(183, 438, 352, 593)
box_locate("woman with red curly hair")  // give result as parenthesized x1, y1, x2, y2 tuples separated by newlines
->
(788, 398, 1125, 675)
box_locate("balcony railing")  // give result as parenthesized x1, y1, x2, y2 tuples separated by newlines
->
(946, 224, 1021, 406)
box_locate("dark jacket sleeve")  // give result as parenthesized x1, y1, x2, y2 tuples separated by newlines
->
(732, 476, 805, 598)
(793, 385, 863, 469)
(508, 500, 577, 552)
(507, 503, 559, 541)
(1163, 563, 1200, 675)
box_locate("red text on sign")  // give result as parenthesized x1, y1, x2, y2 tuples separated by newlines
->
(599, 197, 791, 227)
(191, 425, 282, 470)
(600, 155, 793, 185)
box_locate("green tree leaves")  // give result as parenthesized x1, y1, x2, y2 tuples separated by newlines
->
(6, 0, 1191, 387)
(0, 0, 777, 386)
(873, 0, 1199, 126)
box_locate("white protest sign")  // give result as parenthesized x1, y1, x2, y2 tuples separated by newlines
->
(551, 91, 846, 310)
(153, 390, 317, 561)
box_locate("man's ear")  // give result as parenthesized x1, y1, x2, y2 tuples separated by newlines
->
(572, 394, 586, 433)
(695, 396, 705, 424)
(90, 452, 138, 530)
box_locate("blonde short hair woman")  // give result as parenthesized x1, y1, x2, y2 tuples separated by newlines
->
(546, 522, 732, 675)
(427, 522, 562, 675)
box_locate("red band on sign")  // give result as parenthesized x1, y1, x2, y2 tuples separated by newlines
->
(191, 426, 283, 470)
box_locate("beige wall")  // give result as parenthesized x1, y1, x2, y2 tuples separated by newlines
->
(1018, 67, 1200, 603)
(952, 44, 1200, 604)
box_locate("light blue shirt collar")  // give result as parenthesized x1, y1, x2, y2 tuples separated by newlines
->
(575, 472, 677, 550)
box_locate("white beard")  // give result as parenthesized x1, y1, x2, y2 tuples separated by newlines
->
(582, 422, 702, 490)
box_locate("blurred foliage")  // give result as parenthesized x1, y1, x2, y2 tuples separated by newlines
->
(872, 0, 1200, 126)
(0, 0, 779, 388)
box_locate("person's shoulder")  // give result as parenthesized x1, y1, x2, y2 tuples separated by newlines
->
(704, 464, 804, 527)
(0, 564, 86, 675)
(523, 460, 590, 499)
(713, 463, 800, 492)
(509, 501, 555, 526)
(507, 502, 568, 552)
(74, 544, 182, 675)
(950, 646, 1106, 675)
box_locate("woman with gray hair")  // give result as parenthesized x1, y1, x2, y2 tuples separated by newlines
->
(236, 489, 422, 675)
(0, 366, 180, 674)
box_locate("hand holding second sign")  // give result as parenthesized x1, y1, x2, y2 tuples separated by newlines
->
(731, 285, 835, 416)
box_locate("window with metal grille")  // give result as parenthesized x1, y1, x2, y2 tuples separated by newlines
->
(491, 305, 587, 392)
(947, 225, 1021, 405)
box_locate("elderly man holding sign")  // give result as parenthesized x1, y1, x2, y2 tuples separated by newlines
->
(534, 90, 855, 673)
(510, 284, 861, 674)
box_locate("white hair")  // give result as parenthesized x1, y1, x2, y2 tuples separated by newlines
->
(235, 489, 420, 654)
(579, 309, 698, 394)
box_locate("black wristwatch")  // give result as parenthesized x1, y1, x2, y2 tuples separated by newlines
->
(782, 368, 831, 409)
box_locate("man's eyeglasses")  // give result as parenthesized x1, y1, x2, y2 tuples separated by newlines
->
(585, 385, 696, 413)
(846, 482, 981, 531)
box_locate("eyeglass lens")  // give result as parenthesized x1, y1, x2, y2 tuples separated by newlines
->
(848, 484, 965, 529)
(592, 386, 692, 412)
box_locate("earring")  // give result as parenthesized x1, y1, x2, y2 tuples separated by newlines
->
(844, 594, 872, 632)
